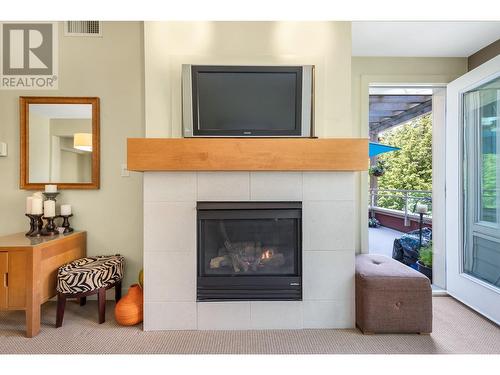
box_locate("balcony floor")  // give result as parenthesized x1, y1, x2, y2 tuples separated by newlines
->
(368, 225, 405, 257)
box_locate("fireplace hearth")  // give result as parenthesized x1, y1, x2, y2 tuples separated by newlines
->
(197, 202, 302, 301)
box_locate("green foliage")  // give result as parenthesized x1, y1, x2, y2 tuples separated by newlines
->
(419, 243, 433, 268)
(374, 114, 433, 211)
(482, 153, 498, 210)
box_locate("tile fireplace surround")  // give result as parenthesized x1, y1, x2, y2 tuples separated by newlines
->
(143, 171, 356, 330)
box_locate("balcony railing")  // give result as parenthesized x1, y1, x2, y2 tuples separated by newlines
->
(369, 188, 432, 226)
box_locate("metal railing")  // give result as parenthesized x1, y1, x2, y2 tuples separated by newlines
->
(369, 188, 432, 226)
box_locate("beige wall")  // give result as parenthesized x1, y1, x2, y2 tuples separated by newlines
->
(0, 22, 144, 290)
(144, 21, 352, 137)
(351, 56, 468, 252)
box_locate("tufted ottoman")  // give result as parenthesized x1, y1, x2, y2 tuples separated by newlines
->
(55, 255, 124, 327)
(355, 254, 432, 334)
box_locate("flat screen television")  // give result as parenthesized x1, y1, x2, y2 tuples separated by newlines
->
(182, 65, 313, 137)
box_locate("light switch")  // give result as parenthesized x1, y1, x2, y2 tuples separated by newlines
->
(121, 163, 130, 177)
(0, 142, 7, 157)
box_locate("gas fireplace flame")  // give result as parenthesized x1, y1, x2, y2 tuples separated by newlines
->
(261, 249, 273, 259)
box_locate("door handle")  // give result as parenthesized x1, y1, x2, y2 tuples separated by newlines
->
(3, 273, 7, 288)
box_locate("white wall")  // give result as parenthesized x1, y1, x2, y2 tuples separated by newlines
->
(144, 21, 353, 138)
(0, 22, 144, 291)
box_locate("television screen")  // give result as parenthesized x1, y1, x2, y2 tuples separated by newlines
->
(191, 66, 303, 136)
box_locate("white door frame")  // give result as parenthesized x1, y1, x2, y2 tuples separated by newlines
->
(446, 55, 500, 324)
(359, 74, 455, 290)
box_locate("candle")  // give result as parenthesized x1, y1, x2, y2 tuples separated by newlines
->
(26, 196, 33, 214)
(43, 200, 56, 217)
(33, 191, 43, 199)
(45, 184, 57, 193)
(61, 204, 72, 216)
(416, 202, 428, 214)
(31, 198, 43, 215)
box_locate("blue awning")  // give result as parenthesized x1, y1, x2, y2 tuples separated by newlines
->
(369, 142, 400, 157)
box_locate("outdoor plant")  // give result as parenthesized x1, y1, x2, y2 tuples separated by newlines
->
(368, 217, 380, 228)
(418, 242, 433, 268)
(369, 160, 386, 177)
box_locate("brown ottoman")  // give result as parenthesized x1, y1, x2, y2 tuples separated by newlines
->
(355, 254, 432, 334)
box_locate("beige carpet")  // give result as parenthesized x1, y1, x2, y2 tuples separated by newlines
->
(0, 296, 498, 354)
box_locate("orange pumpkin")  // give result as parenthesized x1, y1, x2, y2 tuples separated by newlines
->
(115, 284, 143, 326)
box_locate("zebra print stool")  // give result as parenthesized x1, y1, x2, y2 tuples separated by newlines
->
(55, 255, 124, 327)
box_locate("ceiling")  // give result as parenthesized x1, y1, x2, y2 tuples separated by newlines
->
(352, 21, 500, 57)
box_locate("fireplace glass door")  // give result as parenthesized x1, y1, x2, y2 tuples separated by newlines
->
(197, 202, 302, 301)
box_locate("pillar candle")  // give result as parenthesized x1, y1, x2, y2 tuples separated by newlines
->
(33, 191, 43, 199)
(45, 184, 57, 193)
(60, 204, 72, 216)
(31, 198, 43, 215)
(43, 200, 56, 217)
(26, 196, 33, 214)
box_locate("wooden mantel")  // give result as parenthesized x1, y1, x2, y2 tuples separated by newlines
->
(127, 138, 368, 172)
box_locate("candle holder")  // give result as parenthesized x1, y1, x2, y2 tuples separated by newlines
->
(58, 214, 74, 234)
(25, 213, 35, 236)
(26, 214, 44, 237)
(42, 191, 59, 202)
(42, 216, 59, 236)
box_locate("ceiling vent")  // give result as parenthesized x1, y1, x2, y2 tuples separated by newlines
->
(64, 21, 102, 37)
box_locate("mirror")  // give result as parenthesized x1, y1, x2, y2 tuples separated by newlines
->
(20, 97, 100, 189)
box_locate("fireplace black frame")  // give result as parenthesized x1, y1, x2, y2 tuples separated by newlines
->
(197, 202, 302, 301)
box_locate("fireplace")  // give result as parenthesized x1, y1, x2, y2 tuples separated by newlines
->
(197, 202, 302, 301)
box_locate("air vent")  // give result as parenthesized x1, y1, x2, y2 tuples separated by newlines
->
(64, 21, 102, 37)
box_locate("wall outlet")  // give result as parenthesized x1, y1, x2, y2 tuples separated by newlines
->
(121, 163, 130, 177)
(0, 142, 7, 157)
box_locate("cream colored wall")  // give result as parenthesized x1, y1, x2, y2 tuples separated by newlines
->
(144, 21, 352, 137)
(50, 119, 92, 137)
(351, 56, 468, 252)
(0, 22, 144, 291)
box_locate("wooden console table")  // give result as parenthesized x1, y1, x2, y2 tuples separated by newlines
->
(0, 231, 86, 337)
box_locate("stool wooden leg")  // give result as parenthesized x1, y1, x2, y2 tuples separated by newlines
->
(56, 294, 66, 328)
(98, 287, 106, 324)
(79, 297, 87, 306)
(115, 281, 122, 302)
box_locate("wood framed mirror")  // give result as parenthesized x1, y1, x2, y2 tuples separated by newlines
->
(20, 96, 100, 190)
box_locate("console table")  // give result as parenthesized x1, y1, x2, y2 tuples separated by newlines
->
(0, 231, 86, 337)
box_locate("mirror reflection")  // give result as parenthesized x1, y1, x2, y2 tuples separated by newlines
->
(28, 104, 93, 183)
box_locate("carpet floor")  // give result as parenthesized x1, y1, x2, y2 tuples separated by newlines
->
(0, 296, 498, 354)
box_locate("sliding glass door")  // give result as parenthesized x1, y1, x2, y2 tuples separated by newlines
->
(446, 55, 500, 324)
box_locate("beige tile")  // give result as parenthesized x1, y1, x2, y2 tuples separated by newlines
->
(250, 301, 303, 329)
(144, 302, 197, 330)
(144, 172, 196, 202)
(250, 172, 302, 201)
(144, 251, 195, 302)
(144, 201, 196, 252)
(303, 299, 355, 328)
(303, 250, 355, 301)
(197, 302, 251, 330)
(197, 172, 250, 201)
(303, 201, 355, 251)
(303, 172, 355, 201)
